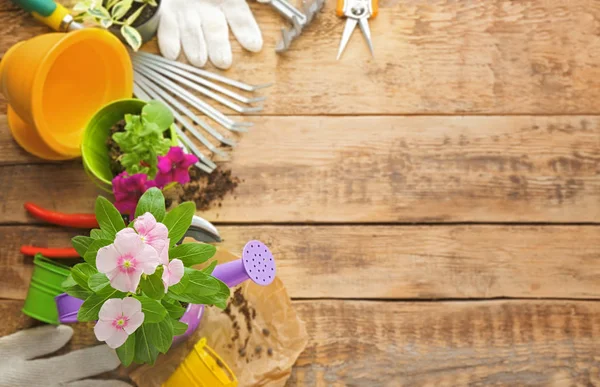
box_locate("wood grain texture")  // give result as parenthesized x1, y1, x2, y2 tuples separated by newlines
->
(289, 300, 600, 386)
(3, 1, 600, 114)
(2, 225, 599, 301)
(1, 116, 599, 223)
(1, 299, 599, 386)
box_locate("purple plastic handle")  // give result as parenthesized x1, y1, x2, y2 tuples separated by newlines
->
(56, 240, 277, 343)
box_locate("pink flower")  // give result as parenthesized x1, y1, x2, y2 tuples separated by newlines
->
(132, 212, 169, 254)
(162, 259, 184, 292)
(97, 229, 160, 292)
(158, 242, 184, 291)
(154, 147, 198, 187)
(94, 297, 144, 349)
(112, 172, 154, 215)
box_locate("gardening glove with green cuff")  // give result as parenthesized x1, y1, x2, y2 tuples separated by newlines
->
(0, 325, 131, 387)
(158, 0, 263, 69)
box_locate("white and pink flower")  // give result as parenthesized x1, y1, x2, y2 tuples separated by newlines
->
(97, 228, 160, 293)
(94, 297, 144, 348)
(133, 212, 169, 252)
(157, 239, 184, 292)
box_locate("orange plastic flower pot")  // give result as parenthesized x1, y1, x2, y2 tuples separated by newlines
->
(0, 29, 133, 160)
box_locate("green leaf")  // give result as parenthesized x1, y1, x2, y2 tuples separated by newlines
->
(87, 5, 110, 19)
(161, 299, 186, 319)
(134, 295, 167, 323)
(64, 284, 92, 300)
(171, 319, 189, 336)
(169, 243, 216, 267)
(99, 17, 113, 28)
(145, 319, 173, 354)
(83, 239, 112, 266)
(62, 274, 77, 289)
(134, 187, 166, 221)
(90, 229, 108, 240)
(163, 202, 195, 248)
(116, 333, 135, 367)
(134, 324, 159, 365)
(89, 272, 110, 292)
(142, 100, 174, 132)
(105, 0, 121, 9)
(126, 3, 146, 25)
(164, 269, 189, 295)
(212, 280, 230, 309)
(111, 0, 132, 20)
(121, 25, 142, 51)
(95, 196, 125, 238)
(140, 271, 165, 300)
(168, 269, 224, 304)
(71, 236, 94, 257)
(202, 260, 218, 275)
(78, 288, 125, 322)
(71, 263, 97, 290)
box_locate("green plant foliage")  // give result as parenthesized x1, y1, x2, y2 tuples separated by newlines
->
(169, 243, 216, 267)
(116, 334, 136, 367)
(71, 236, 94, 257)
(162, 202, 195, 247)
(112, 102, 173, 177)
(95, 196, 125, 239)
(134, 187, 166, 221)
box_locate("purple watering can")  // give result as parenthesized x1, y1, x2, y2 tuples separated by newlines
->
(55, 240, 276, 342)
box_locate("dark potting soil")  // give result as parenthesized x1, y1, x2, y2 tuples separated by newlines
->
(103, 0, 159, 27)
(164, 166, 240, 211)
(107, 120, 126, 177)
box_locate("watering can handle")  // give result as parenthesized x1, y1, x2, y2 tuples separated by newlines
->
(11, 0, 80, 32)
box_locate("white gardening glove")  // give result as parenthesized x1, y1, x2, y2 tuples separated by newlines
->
(0, 325, 131, 387)
(158, 0, 263, 70)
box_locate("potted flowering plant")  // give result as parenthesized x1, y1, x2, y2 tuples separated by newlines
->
(73, 0, 161, 50)
(61, 188, 229, 365)
(82, 99, 198, 215)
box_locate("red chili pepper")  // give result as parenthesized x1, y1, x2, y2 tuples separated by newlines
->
(20, 246, 79, 258)
(24, 203, 98, 228)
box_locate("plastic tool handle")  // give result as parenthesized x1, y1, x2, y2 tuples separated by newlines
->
(20, 246, 79, 258)
(11, 0, 73, 31)
(336, 0, 378, 18)
(24, 202, 99, 228)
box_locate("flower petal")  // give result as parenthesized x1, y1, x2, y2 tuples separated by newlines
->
(134, 213, 157, 237)
(98, 298, 123, 321)
(167, 259, 184, 286)
(157, 156, 172, 174)
(114, 228, 145, 257)
(124, 311, 144, 335)
(109, 270, 137, 293)
(138, 245, 160, 275)
(121, 297, 142, 317)
(182, 153, 198, 168)
(105, 329, 129, 349)
(155, 239, 170, 265)
(173, 168, 191, 185)
(96, 244, 119, 274)
(169, 146, 185, 163)
(147, 223, 168, 250)
(94, 320, 115, 342)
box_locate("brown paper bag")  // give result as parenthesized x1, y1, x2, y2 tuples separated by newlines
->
(130, 247, 308, 386)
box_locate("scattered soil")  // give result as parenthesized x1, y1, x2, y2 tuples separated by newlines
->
(107, 120, 126, 177)
(165, 166, 240, 211)
(222, 288, 275, 362)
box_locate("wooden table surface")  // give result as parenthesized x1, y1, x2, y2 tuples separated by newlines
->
(2, 0, 600, 385)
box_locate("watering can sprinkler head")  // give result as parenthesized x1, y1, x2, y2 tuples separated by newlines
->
(211, 240, 276, 288)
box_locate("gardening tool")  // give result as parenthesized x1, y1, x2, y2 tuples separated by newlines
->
(11, 0, 83, 32)
(20, 202, 222, 258)
(336, 0, 378, 60)
(163, 337, 237, 387)
(0, 28, 133, 160)
(262, 0, 325, 53)
(0, 325, 131, 387)
(56, 241, 277, 344)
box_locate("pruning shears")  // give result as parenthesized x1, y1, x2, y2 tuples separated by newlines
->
(336, 0, 378, 60)
(20, 203, 221, 258)
(11, 0, 83, 32)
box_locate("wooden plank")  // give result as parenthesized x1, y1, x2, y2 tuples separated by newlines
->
(1, 299, 599, 385)
(4, 1, 600, 115)
(1, 116, 600, 223)
(289, 300, 600, 386)
(2, 225, 599, 301)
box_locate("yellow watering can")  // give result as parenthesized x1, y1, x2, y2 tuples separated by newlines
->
(164, 338, 238, 387)
(1, 0, 133, 160)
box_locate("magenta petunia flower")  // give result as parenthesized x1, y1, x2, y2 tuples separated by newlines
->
(112, 172, 155, 215)
(154, 147, 198, 187)
(94, 297, 144, 348)
(96, 228, 160, 293)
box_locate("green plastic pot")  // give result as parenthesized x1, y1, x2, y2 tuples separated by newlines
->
(81, 98, 178, 192)
(22, 255, 71, 324)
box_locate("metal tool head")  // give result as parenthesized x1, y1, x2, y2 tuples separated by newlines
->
(275, 0, 326, 53)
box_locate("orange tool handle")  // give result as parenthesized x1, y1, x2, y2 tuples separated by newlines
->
(24, 202, 99, 228)
(20, 246, 80, 258)
(336, 0, 378, 18)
